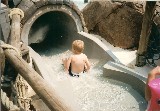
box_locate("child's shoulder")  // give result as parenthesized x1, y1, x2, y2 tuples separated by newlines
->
(81, 53, 88, 58)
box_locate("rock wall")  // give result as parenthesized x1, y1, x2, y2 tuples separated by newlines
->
(82, 1, 153, 49)
(154, 2, 160, 26)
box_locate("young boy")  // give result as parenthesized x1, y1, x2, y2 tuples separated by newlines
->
(62, 40, 90, 77)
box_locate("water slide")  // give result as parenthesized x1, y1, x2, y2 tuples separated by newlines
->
(28, 32, 147, 111)
(28, 31, 111, 110)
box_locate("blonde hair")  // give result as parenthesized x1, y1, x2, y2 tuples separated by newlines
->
(72, 40, 84, 54)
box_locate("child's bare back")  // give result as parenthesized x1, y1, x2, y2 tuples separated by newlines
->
(62, 40, 90, 77)
(69, 53, 90, 73)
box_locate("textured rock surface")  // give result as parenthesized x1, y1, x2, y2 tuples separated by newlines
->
(82, 1, 143, 49)
(154, 2, 160, 25)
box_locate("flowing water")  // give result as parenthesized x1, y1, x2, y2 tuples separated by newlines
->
(31, 44, 147, 111)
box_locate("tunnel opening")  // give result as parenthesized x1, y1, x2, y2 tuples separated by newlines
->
(29, 11, 78, 52)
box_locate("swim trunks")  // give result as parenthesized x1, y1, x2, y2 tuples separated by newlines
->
(68, 63, 86, 77)
(69, 71, 84, 77)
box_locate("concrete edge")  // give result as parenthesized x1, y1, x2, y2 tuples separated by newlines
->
(103, 61, 147, 98)
(21, 5, 84, 45)
(106, 61, 146, 81)
(78, 31, 122, 64)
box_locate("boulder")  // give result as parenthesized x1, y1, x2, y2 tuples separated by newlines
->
(154, 2, 160, 25)
(82, 1, 143, 49)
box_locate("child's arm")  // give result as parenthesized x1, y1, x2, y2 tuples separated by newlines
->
(65, 56, 72, 74)
(145, 66, 160, 101)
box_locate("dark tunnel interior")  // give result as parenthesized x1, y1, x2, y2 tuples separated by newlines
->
(29, 11, 78, 52)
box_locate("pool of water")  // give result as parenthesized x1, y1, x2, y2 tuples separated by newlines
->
(31, 45, 147, 111)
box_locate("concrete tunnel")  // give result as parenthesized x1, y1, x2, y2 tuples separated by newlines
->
(21, 4, 87, 47)
(29, 11, 80, 49)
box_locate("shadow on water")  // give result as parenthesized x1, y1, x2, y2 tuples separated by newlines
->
(30, 38, 68, 56)
(30, 33, 68, 55)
